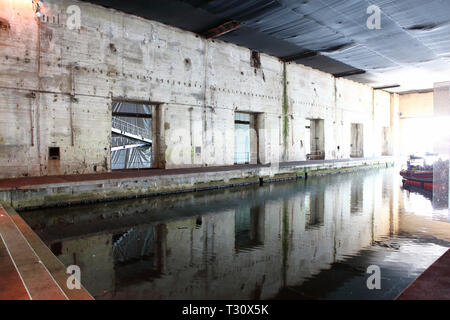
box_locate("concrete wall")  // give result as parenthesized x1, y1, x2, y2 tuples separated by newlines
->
(432, 82, 450, 210)
(433, 82, 450, 157)
(399, 92, 434, 118)
(0, 0, 397, 179)
(398, 92, 434, 156)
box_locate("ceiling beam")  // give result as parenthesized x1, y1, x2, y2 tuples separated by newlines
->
(280, 51, 318, 62)
(333, 69, 366, 78)
(373, 84, 400, 90)
(113, 112, 152, 118)
(202, 20, 241, 39)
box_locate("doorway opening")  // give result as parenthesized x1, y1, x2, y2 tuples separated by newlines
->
(350, 123, 364, 158)
(381, 126, 390, 156)
(111, 101, 153, 170)
(234, 112, 259, 164)
(305, 119, 325, 160)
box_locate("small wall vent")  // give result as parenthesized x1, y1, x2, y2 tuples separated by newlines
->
(49, 147, 60, 160)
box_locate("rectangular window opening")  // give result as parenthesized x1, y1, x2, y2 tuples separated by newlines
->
(111, 101, 154, 170)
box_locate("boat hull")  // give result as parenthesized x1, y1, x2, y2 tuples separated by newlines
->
(400, 170, 433, 183)
(402, 179, 433, 191)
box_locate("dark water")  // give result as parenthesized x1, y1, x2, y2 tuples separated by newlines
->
(20, 168, 450, 300)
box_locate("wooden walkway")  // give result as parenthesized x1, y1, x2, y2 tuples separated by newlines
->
(0, 234, 30, 300)
(397, 249, 450, 300)
(0, 205, 67, 300)
(0, 204, 93, 300)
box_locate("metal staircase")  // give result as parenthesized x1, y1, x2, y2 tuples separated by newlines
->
(111, 118, 152, 151)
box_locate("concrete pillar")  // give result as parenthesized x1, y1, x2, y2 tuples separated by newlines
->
(432, 82, 450, 212)
(256, 113, 267, 165)
(390, 93, 400, 157)
(249, 114, 259, 164)
(152, 104, 166, 169)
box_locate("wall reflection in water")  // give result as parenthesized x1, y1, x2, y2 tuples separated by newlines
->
(21, 168, 449, 300)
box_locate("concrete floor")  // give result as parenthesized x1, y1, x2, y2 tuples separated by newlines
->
(0, 158, 390, 189)
(0, 157, 396, 212)
(0, 163, 264, 189)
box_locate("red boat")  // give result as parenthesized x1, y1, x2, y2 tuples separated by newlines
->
(400, 155, 434, 192)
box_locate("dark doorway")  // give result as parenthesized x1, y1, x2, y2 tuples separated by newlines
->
(350, 123, 364, 158)
(234, 112, 260, 164)
(306, 119, 325, 160)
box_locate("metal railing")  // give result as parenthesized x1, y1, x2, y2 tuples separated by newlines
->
(112, 117, 151, 141)
(111, 160, 152, 170)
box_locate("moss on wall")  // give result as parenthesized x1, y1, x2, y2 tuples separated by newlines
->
(282, 63, 289, 161)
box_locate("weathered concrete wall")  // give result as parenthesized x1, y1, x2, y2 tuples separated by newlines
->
(0, 0, 396, 179)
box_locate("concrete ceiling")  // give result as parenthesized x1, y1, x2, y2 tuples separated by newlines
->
(81, 0, 450, 93)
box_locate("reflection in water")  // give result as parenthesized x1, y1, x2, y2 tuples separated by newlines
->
(350, 178, 363, 215)
(235, 206, 264, 251)
(20, 168, 450, 300)
(305, 191, 324, 228)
